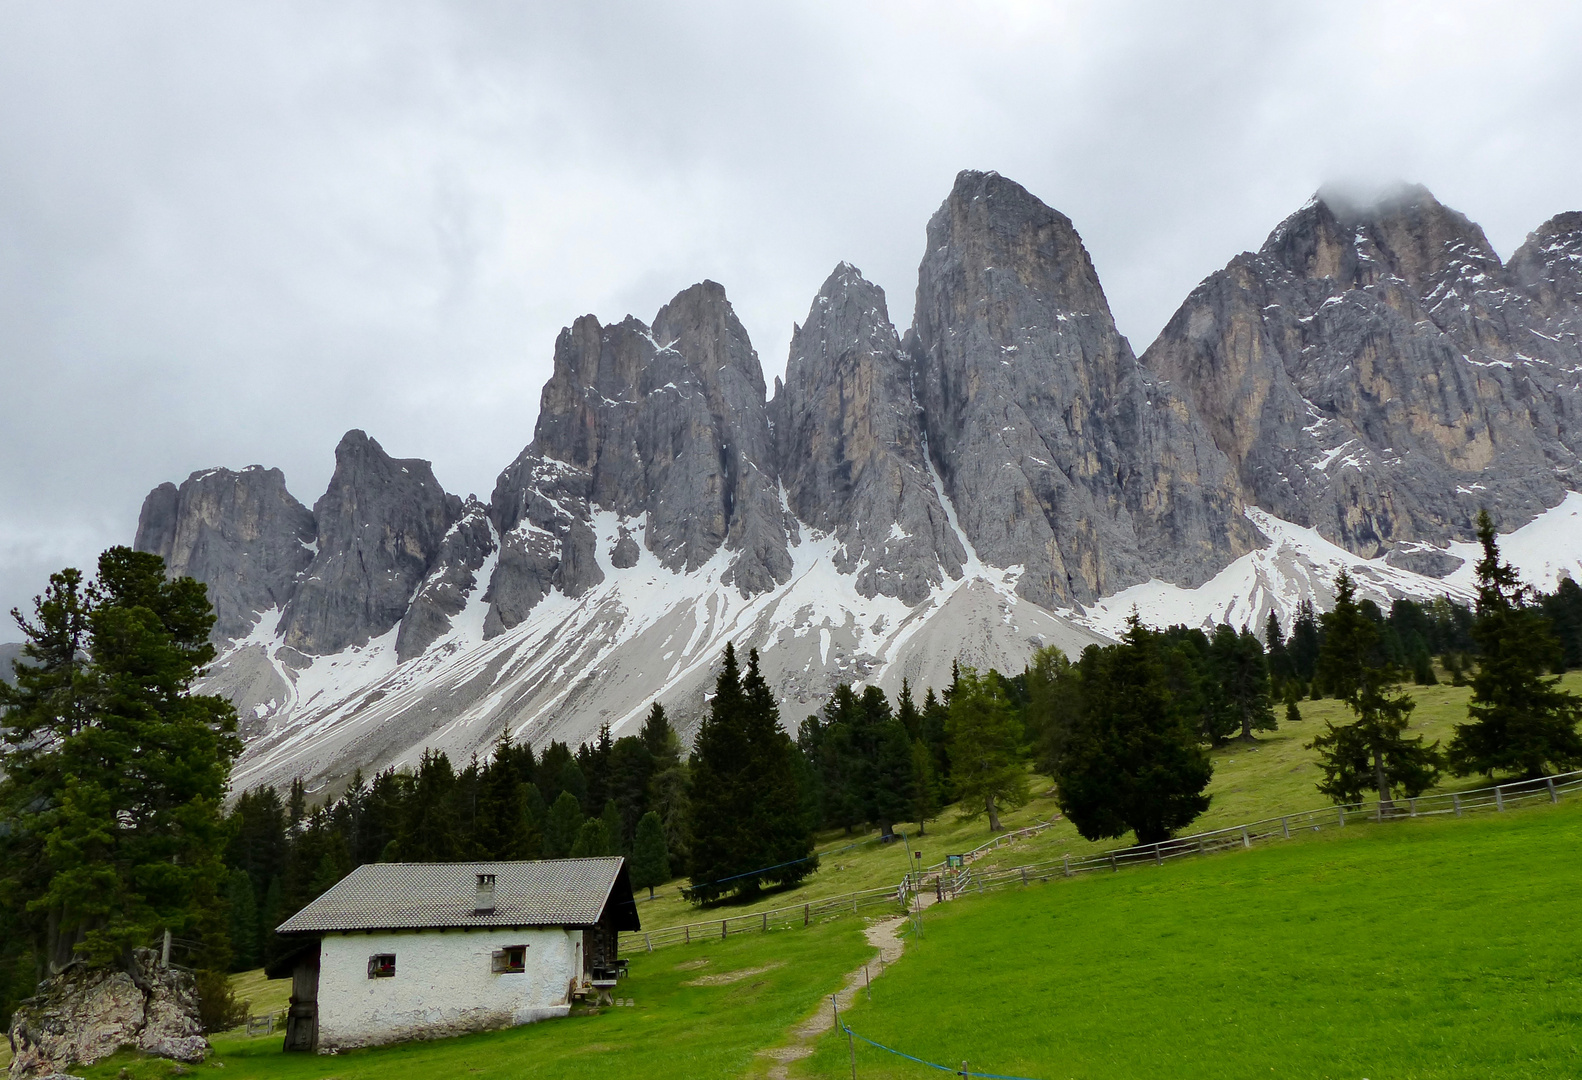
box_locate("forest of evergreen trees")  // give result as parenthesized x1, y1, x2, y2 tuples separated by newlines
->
(3, 524, 1581, 1027)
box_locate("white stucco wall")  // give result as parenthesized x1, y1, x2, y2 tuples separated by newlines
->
(316, 927, 582, 1050)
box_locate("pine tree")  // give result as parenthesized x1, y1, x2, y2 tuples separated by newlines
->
(1448, 512, 1582, 778)
(1024, 646, 1082, 777)
(920, 687, 952, 798)
(896, 679, 922, 741)
(1307, 571, 1441, 805)
(1265, 610, 1294, 690)
(1288, 600, 1322, 687)
(629, 811, 671, 900)
(1054, 620, 1212, 844)
(607, 736, 655, 853)
(599, 799, 623, 855)
(871, 717, 915, 837)
(945, 666, 1029, 831)
(475, 733, 534, 859)
(393, 749, 461, 861)
(543, 791, 585, 859)
(1, 549, 241, 973)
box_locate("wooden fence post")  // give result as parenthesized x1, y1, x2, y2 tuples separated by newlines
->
(721, 920, 727, 940)
(804, 904, 809, 927)
(1338, 806, 1346, 827)
(1063, 856, 1071, 878)
(684, 925, 690, 944)
(1453, 794, 1461, 817)
(1409, 798, 1417, 817)
(1496, 785, 1505, 811)
(1109, 853, 1118, 872)
(1154, 845, 1162, 866)
(645, 933, 652, 953)
(1547, 777, 1558, 804)
(762, 912, 768, 932)
(1240, 826, 1250, 849)
(1282, 817, 1290, 839)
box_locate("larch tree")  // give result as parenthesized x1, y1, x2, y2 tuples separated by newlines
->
(945, 667, 1029, 831)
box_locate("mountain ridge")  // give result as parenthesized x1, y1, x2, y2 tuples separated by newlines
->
(129, 171, 1582, 797)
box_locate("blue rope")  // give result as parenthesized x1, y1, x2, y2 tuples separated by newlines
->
(840, 1021, 1045, 1080)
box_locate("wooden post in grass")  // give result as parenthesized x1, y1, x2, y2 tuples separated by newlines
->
(1282, 817, 1290, 839)
(1454, 794, 1462, 816)
(1409, 798, 1417, 817)
(1063, 856, 1071, 878)
(1338, 806, 1346, 827)
(762, 911, 768, 932)
(721, 920, 727, 940)
(645, 933, 652, 953)
(1109, 853, 1118, 872)
(1496, 785, 1505, 811)
(684, 925, 690, 944)
(1154, 845, 1162, 866)
(805, 904, 810, 926)
(1548, 777, 1558, 803)
(1241, 826, 1250, 849)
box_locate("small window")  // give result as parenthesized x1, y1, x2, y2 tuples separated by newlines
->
(491, 945, 527, 974)
(368, 953, 396, 979)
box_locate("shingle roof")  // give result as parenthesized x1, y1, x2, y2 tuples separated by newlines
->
(276, 857, 636, 934)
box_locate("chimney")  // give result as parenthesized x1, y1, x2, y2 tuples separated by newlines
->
(474, 873, 496, 915)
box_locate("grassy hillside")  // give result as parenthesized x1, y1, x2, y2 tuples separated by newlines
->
(623, 672, 1582, 931)
(800, 798, 1582, 1080)
(86, 916, 870, 1080)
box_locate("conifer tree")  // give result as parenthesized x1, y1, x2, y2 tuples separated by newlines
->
(630, 811, 671, 900)
(570, 818, 611, 858)
(908, 739, 939, 835)
(920, 687, 952, 797)
(1308, 571, 1441, 805)
(945, 666, 1029, 831)
(871, 716, 916, 838)
(1288, 600, 1322, 687)
(607, 735, 654, 852)
(1225, 626, 1277, 741)
(686, 645, 814, 903)
(226, 870, 259, 972)
(1054, 619, 1212, 844)
(599, 799, 623, 855)
(896, 679, 922, 741)
(393, 749, 461, 861)
(475, 733, 536, 859)
(1024, 645, 1082, 776)
(543, 791, 585, 859)
(1448, 512, 1582, 778)
(1, 549, 240, 976)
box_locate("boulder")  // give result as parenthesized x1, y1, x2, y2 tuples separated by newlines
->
(6, 950, 206, 1078)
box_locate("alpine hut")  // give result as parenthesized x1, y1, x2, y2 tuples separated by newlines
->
(265, 856, 639, 1051)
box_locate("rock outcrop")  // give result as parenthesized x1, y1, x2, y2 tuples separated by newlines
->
(394, 496, 496, 660)
(771, 263, 965, 604)
(280, 430, 461, 655)
(133, 466, 315, 641)
(484, 281, 791, 634)
(910, 170, 1255, 606)
(1142, 185, 1582, 560)
(6, 951, 206, 1078)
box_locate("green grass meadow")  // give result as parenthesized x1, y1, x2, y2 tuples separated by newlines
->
(82, 916, 870, 1080)
(801, 799, 1582, 1080)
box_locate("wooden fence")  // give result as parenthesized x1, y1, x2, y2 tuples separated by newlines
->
(621, 769, 1582, 953)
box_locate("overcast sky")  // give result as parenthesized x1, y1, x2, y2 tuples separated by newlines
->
(3, 1, 1580, 639)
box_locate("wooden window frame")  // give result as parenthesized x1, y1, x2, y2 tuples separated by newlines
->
(490, 944, 527, 974)
(367, 953, 396, 979)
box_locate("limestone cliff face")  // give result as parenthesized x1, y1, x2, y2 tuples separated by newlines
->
(395, 496, 496, 661)
(909, 170, 1254, 606)
(133, 465, 315, 641)
(280, 430, 461, 654)
(484, 282, 793, 635)
(1142, 186, 1582, 560)
(770, 263, 965, 604)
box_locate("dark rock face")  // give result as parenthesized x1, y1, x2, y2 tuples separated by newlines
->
(1510, 211, 1582, 345)
(280, 430, 460, 655)
(1143, 185, 1582, 555)
(484, 282, 791, 634)
(771, 263, 964, 604)
(910, 170, 1255, 606)
(395, 496, 496, 661)
(132, 466, 315, 641)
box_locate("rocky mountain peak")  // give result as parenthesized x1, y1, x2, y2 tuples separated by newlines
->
(133, 464, 314, 641)
(1510, 211, 1582, 326)
(279, 430, 460, 655)
(912, 170, 1253, 607)
(772, 263, 964, 604)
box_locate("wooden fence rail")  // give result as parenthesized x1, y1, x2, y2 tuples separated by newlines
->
(622, 769, 1582, 953)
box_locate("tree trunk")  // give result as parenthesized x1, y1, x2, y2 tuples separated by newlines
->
(647, 886, 654, 900)
(1373, 750, 1392, 808)
(986, 794, 1001, 832)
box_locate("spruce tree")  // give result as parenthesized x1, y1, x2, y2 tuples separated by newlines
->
(607, 736, 655, 852)
(1024, 646, 1082, 777)
(543, 791, 585, 859)
(920, 687, 952, 798)
(686, 645, 814, 903)
(1307, 571, 1441, 805)
(1288, 600, 1322, 687)
(945, 666, 1029, 831)
(570, 818, 612, 858)
(629, 811, 671, 900)
(475, 733, 534, 859)
(896, 679, 922, 741)
(393, 749, 461, 861)
(599, 799, 624, 855)
(226, 870, 259, 972)
(1054, 620, 1212, 844)
(1448, 512, 1582, 778)
(871, 717, 915, 837)
(1226, 626, 1277, 741)
(908, 739, 939, 836)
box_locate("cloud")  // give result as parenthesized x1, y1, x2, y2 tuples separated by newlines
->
(2, 0, 1579, 635)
